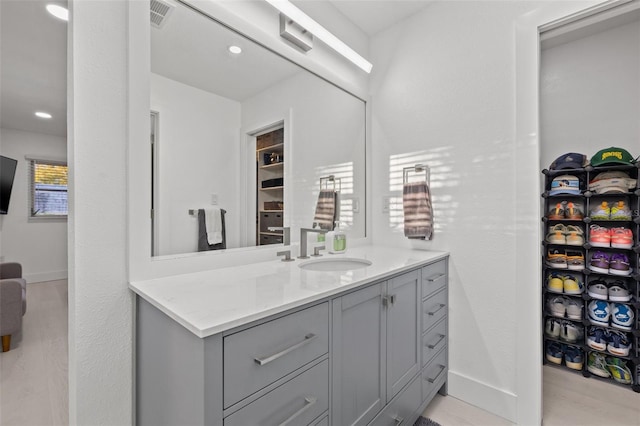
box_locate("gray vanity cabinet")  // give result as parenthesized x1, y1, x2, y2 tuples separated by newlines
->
(331, 282, 386, 426)
(135, 256, 449, 426)
(331, 270, 420, 426)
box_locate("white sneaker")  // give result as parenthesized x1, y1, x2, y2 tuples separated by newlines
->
(565, 298, 583, 320)
(608, 283, 631, 302)
(545, 318, 561, 338)
(560, 321, 583, 343)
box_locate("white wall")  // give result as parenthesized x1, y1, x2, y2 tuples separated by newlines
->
(151, 73, 241, 255)
(369, 1, 599, 423)
(540, 19, 640, 166)
(0, 127, 67, 283)
(241, 71, 366, 243)
(68, 0, 131, 424)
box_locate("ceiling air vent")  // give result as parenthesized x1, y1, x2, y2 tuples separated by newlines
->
(150, 0, 174, 29)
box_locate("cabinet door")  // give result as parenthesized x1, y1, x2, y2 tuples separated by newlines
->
(387, 270, 420, 400)
(332, 282, 386, 426)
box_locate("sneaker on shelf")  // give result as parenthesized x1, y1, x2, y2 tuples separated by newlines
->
(546, 224, 568, 244)
(545, 318, 561, 338)
(610, 201, 632, 221)
(589, 251, 610, 274)
(565, 202, 584, 220)
(611, 303, 634, 331)
(606, 357, 632, 385)
(546, 272, 565, 293)
(564, 346, 584, 371)
(609, 253, 632, 276)
(607, 330, 631, 357)
(546, 342, 564, 365)
(587, 352, 611, 378)
(565, 225, 584, 246)
(587, 279, 609, 300)
(548, 296, 567, 318)
(587, 326, 609, 351)
(547, 249, 568, 269)
(608, 281, 631, 302)
(588, 300, 610, 325)
(548, 202, 566, 220)
(589, 225, 611, 248)
(563, 273, 584, 295)
(566, 250, 585, 271)
(610, 227, 633, 249)
(565, 298, 583, 320)
(560, 321, 583, 343)
(590, 201, 611, 220)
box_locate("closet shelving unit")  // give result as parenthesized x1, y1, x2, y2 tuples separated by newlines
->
(256, 128, 284, 246)
(541, 162, 640, 393)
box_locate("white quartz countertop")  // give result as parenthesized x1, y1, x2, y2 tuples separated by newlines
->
(129, 245, 448, 338)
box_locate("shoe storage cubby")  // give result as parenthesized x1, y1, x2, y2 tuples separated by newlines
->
(541, 162, 640, 393)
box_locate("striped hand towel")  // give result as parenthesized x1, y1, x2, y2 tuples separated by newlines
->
(403, 181, 433, 240)
(313, 189, 337, 230)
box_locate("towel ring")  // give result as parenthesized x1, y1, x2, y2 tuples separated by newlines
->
(402, 164, 430, 185)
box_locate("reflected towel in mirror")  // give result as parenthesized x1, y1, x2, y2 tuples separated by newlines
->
(198, 209, 226, 251)
(403, 182, 433, 240)
(313, 189, 337, 230)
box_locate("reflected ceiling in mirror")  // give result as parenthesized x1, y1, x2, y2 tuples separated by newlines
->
(150, 1, 366, 257)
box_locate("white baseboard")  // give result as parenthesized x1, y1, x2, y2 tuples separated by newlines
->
(24, 270, 68, 284)
(447, 370, 517, 423)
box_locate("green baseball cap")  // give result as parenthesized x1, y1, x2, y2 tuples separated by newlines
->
(590, 147, 635, 166)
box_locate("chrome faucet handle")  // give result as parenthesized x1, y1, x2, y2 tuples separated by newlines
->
(299, 227, 329, 259)
(311, 245, 325, 257)
(268, 226, 290, 246)
(276, 250, 294, 262)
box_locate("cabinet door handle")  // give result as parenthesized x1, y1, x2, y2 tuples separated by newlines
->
(393, 415, 404, 425)
(427, 334, 446, 349)
(254, 333, 317, 366)
(427, 273, 445, 282)
(427, 303, 446, 316)
(426, 364, 446, 383)
(278, 396, 317, 426)
(390, 294, 397, 305)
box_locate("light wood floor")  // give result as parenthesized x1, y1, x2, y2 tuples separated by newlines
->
(423, 365, 640, 425)
(0, 280, 68, 426)
(2, 280, 639, 425)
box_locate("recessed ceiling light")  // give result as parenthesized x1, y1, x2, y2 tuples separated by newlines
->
(46, 4, 69, 21)
(228, 45, 242, 54)
(35, 112, 53, 119)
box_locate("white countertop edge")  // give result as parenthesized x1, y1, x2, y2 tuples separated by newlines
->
(130, 248, 449, 338)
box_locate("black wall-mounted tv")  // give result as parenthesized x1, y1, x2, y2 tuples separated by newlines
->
(1, 155, 18, 214)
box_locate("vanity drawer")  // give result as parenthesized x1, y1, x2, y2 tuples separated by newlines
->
(369, 373, 421, 426)
(422, 289, 447, 332)
(421, 260, 447, 299)
(422, 349, 447, 402)
(224, 359, 329, 426)
(422, 318, 447, 366)
(223, 303, 329, 408)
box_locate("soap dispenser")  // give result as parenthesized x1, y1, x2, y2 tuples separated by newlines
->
(326, 222, 347, 254)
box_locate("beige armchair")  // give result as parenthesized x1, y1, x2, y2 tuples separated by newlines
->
(0, 262, 27, 352)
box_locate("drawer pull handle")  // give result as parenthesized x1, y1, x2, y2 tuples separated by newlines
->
(383, 295, 396, 307)
(278, 396, 317, 426)
(393, 415, 404, 425)
(254, 333, 318, 366)
(426, 364, 446, 383)
(427, 303, 446, 316)
(427, 334, 446, 349)
(427, 273, 445, 282)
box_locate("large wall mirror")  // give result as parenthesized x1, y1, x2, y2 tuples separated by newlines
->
(150, 1, 366, 257)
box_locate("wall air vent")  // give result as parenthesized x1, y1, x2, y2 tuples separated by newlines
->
(150, 0, 175, 29)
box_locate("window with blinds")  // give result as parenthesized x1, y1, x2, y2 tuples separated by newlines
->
(29, 158, 68, 218)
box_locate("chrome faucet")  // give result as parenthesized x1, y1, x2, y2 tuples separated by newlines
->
(299, 228, 328, 259)
(268, 226, 290, 246)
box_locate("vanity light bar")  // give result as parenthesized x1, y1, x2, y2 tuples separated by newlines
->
(263, 0, 373, 73)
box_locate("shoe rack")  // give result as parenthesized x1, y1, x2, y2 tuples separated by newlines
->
(541, 162, 640, 393)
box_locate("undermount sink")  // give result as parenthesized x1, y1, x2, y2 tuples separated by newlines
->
(298, 257, 373, 272)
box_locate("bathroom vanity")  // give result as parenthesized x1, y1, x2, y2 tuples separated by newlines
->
(130, 246, 449, 426)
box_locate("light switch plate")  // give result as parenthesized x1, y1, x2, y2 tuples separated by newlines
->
(211, 194, 218, 205)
